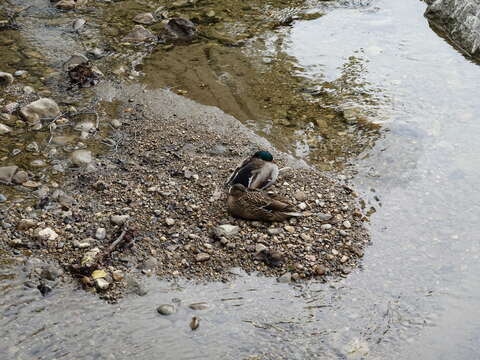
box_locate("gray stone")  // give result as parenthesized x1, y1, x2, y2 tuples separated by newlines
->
(133, 12, 155, 25)
(157, 304, 176, 315)
(73, 239, 91, 249)
(122, 25, 156, 42)
(111, 214, 130, 225)
(294, 190, 308, 202)
(30, 159, 46, 168)
(165, 217, 175, 226)
(35, 227, 58, 241)
(425, 0, 480, 59)
(0, 72, 14, 86)
(298, 202, 307, 211)
(0, 123, 11, 134)
(95, 278, 110, 290)
(189, 302, 209, 310)
(72, 18, 86, 32)
(343, 220, 352, 229)
(126, 276, 148, 296)
(63, 54, 89, 71)
(213, 224, 240, 238)
(95, 227, 106, 240)
(0, 194, 6, 202)
(88, 48, 104, 59)
(0, 166, 18, 183)
(195, 253, 210, 262)
(111, 119, 122, 128)
(277, 272, 292, 283)
(317, 213, 332, 221)
(20, 98, 60, 124)
(70, 150, 92, 166)
(26, 142, 39, 152)
(267, 228, 282, 235)
(255, 243, 267, 253)
(209, 144, 227, 155)
(40, 265, 62, 281)
(14, 70, 27, 78)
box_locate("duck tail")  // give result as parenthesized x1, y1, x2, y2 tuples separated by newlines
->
(283, 212, 304, 217)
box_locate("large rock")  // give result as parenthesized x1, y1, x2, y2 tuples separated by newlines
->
(425, 0, 480, 58)
(20, 98, 60, 124)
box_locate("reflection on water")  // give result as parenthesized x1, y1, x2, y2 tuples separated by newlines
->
(2, 0, 480, 359)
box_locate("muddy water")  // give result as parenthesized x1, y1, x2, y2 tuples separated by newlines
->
(2, 0, 480, 359)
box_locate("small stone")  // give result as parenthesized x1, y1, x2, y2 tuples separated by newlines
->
(0, 72, 14, 86)
(321, 224, 332, 230)
(91, 269, 108, 279)
(277, 272, 292, 283)
(313, 264, 327, 276)
(317, 213, 332, 221)
(340, 255, 348, 263)
(73, 239, 91, 248)
(95, 227, 106, 240)
(23, 86, 34, 94)
(0, 166, 18, 183)
(94, 278, 110, 290)
(213, 224, 240, 238)
(26, 142, 39, 152)
(0, 194, 6, 202)
(189, 302, 209, 310)
(63, 54, 89, 71)
(157, 304, 176, 315)
(165, 218, 175, 226)
(195, 253, 210, 262)
(255, 243, 267, 253)
(30, 159, 46, 168)
(72, 18, 86, 32)
(17, 218, 37, 230)
(111, 119, 122, 128)
(267, 228, 282, 235)
(111, 214, 130, 225)
(332, 249, 339, 255)
(22, 180, 41, 189)
(88, 48, 104, 59)
(284, 225, 295, 233)
(294, 190, 308, 202)
(343, 220, 352, 229)
(133, 12, 155, 25)
(81, 247, 100, 268)
(70, 150, 93, 166)
(339, 230, 348, 237)
(35, 227, 58, 241)
(55, 0, 87, 10)
(122, 25, 156, 42)
(305, 255, 316, 262)
(298, 202, 307, 211)
(112, 270, 124, 281)
(0, 123, 11, 134)
(20, 98, 60, 124)
(14, 70, 28, 78)
(300, 233, 312, 241)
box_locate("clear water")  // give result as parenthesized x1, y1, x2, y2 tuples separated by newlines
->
(2, 0, 480, 359)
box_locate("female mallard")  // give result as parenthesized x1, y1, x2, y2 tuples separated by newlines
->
(227, 184, 302, 222)
(225, 150, 279, 190)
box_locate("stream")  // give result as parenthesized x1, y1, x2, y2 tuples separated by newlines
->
(1, 0, 480, 359)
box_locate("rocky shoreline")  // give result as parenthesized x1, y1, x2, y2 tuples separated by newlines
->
(0, 81, 370, 301)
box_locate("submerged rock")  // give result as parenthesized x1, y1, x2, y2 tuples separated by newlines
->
(20, 98, 60, 124)
(160, 18, 197, 43)
(70, 150, 92, 166)
(0, 166, 18, 183)
(133, 13, 155, 25)
(55, 0, 88, 10)
(157, 304, 176, 315)
(0, 71, 14, 86)
(122, 25, 156, 42)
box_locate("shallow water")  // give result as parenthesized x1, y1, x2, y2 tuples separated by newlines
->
(2, 0, 480, 359)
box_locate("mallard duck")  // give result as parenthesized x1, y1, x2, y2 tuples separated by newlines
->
(227, 184, 302, 222)
(225, 150, 279, 190)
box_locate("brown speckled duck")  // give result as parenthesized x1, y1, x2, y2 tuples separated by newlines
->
(227, 184, 302, 222)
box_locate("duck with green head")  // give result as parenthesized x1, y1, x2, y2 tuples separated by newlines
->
(225, 150, 279, 190)
(227, 184, 302, 222)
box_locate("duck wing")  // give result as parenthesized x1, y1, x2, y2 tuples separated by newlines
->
(250, 161, 279, 190)
(225, 158, 265, 188)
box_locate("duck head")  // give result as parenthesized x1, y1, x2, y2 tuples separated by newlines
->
(229, 183, 247, 196)
(253, 150, 274, 162)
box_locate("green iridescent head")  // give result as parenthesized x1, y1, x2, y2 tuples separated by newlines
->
(253, 150, 273, 162)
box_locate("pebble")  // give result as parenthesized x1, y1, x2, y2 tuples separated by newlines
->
(0, 71, 14, 85)
(313, 264, 327, 276)
(165, 218, 175, 226)
(0, 123, 11, 134)
(71, 150, 93, 166)
(111, 214, 130, 225)
(22, 181, 41, 189)
(284, 225, 295, 233)
(112, 270, 124, 281)
(339, 230, 348, 237)
(72, 18, 86, 32)
(26, 142, 39, 152)
(95, 227, 106, 240)
(255, 243, 267, 253)
(23, 86, 34, 94)
(195, 253, 210, 262)
(35, 227, 58, 241)
(133, 12, 155, 25)
(0, 166, 18, 183)
(213, 224, 239, 238)
(73, 239, 91, 248)
(122, 25, 156, 42)
(17, 218, 37, 230)
(300, 233, 312, 241)
(30, 159, 47, 168)
(189, 302, 209, 310)
(157, 304, 176, 315)
(298, 202, 307, 211)
(14, 70, 27, 77)
(343, 220, 352, 229)
(294, 190, 308, 202)
(332, 249, 339, 255)
(277, 272, 292, 283)
(321, 224, 332, 230)
(94, 278, 110, 290)
(111, 119, 122, 128)
(267, 228, 282, 235)
(340, 255, 349, 263)
(20, 98, 60, 124)
(317, 213, 332, 221)
(0, 194, 6, 202)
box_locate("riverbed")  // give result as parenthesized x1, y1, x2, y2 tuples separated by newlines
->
(1, 0, 480, 359)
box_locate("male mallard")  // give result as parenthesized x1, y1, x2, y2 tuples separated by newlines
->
(225, 150, 279, 190)
(227, 184, 302, 222)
